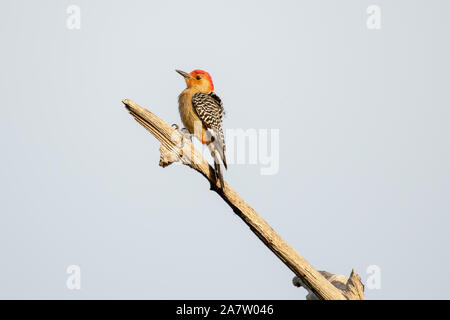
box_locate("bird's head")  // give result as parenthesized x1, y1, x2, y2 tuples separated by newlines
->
(176, 69, 214, 92)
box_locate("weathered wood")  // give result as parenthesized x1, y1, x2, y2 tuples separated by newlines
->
(293, 270, 364, 300)
(123, 98, 364, 300)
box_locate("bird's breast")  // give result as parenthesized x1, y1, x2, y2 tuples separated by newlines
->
(178, 90, 203, 138)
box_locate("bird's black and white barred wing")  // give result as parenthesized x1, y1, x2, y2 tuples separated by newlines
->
(192, 91, 227, 169)
(192, 91, 225, 130)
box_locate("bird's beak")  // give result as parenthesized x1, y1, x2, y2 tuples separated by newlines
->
(175, 69, 192, 79)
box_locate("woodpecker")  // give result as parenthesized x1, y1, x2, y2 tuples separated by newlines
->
(175, 69, 227, 187)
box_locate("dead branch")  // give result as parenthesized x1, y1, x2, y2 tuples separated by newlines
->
(123, 98, 364, 300)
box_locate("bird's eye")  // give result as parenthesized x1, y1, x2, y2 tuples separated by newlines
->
(196, 76, 201, 80)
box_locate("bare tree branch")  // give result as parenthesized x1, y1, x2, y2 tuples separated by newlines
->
(123, 98, 364, 300)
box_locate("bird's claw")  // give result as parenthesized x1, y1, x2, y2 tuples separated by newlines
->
(180, 128, 192, 138)
(171, 124, 190, 138)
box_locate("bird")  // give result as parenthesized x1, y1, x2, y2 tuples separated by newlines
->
(175, 69, 227, 188)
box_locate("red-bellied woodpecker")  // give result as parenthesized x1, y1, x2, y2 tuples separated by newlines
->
(175, 69, 227, 187)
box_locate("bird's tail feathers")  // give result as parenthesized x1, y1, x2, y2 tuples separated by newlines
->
(208, 129, 227, 169)
(209, 144, 225, 188)
(214, 158, 224, 187)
